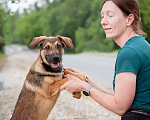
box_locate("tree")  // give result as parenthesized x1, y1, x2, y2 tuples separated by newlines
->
(3, 10, 19, 44)
(0, 3, 5, 52)
(140, 0, 150, 43)
(75, 0, 114, 52)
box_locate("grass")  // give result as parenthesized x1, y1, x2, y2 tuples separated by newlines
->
(0, 51, 7, 70)
(0, 51, 5, 57)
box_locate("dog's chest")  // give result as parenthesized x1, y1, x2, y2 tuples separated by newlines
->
(43, 75, 62, 84)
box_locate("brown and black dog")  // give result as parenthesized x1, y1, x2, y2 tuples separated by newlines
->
(10, 36, 87, 120)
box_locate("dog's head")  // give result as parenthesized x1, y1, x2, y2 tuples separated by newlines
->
(29, 36, 74, 73)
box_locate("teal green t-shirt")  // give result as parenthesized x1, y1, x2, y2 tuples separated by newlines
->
(113, 36, 150, 110)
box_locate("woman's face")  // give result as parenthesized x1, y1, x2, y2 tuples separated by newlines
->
(101, 1, 128, 40)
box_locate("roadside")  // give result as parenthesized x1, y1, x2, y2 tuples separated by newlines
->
(0, 54, 7, 70)
(0, 52, 7, 90)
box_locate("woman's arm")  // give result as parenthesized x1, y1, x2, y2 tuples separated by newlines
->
(60, 68, 136, 116)
(89, 71, 136, 116)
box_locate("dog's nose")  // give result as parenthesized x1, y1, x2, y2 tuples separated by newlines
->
(53, 56, 60, 62)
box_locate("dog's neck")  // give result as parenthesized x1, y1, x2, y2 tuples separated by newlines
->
(38, 54, 42, 61)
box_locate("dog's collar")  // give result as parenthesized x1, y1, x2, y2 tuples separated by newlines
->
(37, 72, 62, 77)
(38, 55, 42, 61)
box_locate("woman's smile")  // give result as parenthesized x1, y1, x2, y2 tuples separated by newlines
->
(104, 28, 112, 31)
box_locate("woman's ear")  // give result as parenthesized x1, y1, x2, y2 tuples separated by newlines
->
(126, 14, 135, 27)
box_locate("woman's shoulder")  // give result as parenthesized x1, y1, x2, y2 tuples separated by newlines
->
(118, 36, 150, 57)
(126, 36, 149, 48)
(117, 47, 141, 62)
(118, 47, 138, 56)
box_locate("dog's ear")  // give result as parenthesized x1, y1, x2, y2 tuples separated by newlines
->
(57, 36, 74, 49)
(29, 36, 47, 48)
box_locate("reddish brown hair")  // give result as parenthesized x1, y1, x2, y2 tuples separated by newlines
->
(102, 0, 147, 37)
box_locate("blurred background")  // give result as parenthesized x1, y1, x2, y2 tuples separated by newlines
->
(0, 0, 149, 55)
(0, 0, 112, 55)
(0, 0, 150, 120)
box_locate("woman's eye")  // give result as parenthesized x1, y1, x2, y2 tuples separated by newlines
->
(108, 13, 114, 17)
(57, 44, 61, 49)
(45, 46, 50, 51)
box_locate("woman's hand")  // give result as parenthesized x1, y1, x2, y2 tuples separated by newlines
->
(60, 74, 88, 93)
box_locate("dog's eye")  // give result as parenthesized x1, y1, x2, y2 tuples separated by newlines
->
(45, 46, 50, 51)
(57, 44, 61, 49)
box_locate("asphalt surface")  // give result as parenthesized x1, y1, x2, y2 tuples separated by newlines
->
(63, 53, 116, 84)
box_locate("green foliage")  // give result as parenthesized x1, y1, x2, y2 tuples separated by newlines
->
(140, 0, 150, 43)
(75, 0, 114, 53)
(3, 11, 19, 44)
(0, 3, 5, 52)
(0, 36, 4, 51)
(15, 11, 44, 45)
(2, 0, 150, 53)
(11, 0, 20, 3)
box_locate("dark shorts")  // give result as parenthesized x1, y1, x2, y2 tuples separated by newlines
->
(121, 108, 150, 120)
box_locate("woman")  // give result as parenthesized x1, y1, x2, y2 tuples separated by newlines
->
(60, 0, 150, 119)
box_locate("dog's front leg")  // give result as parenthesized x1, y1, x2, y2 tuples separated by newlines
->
(48, 78, 69, 97)
(42, 78, 69, 98)
(49, 78, 83, 99)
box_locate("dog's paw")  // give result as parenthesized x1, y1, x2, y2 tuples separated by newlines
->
(63, 69, 88, 82)
(63, 69, 71, 75)
(72, 92, 81, 99)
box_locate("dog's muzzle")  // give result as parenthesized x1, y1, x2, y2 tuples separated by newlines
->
(45, 55, 61, 69)
(51, 55, 60, 68)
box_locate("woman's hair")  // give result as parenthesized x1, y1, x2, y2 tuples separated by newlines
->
(102, 0, 147, 37)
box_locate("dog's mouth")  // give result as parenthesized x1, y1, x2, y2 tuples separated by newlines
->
(50, 62, 60, 69)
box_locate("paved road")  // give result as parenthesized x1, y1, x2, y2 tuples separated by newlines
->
(63, 53, 116, 85)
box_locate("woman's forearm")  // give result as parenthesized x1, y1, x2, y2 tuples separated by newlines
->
(86, 78, 114, 95)
(85, 78, 127, 115)
(89, 87, 125, 116)
(86, 72, 136, 116)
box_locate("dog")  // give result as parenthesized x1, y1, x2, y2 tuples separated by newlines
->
(10, 36, 87, 120)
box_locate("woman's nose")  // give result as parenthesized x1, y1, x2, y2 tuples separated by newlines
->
(101, 16, 108, 26)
